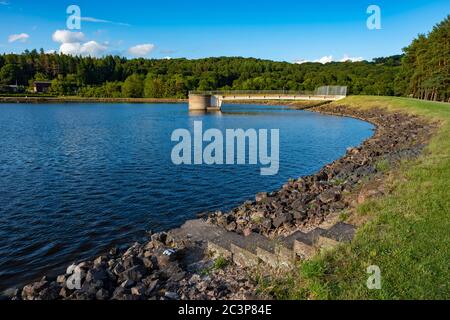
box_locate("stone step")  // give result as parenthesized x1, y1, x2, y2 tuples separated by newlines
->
(281, 222, 356, 259)
(210, 230, 293, 269)
(282, 228, 324, 260)
(323, 222, 356, 242)
(230, 244, 260, 268)
(205, 225, 297, 269)
(211, 232, 261, 268)
(317, 222, 356, 251)
(170, 219, 356, 270)
(169, 219, 227, 244)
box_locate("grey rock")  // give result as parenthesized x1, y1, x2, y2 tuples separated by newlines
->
(120, 279, 136, 288)
(164, 291, 179, 300)
(131, 285, 145, 296)
(256, 192, 268, 202)
(96, 288, 110, 300)
(122, 265, 147, 282)
(272, 213, 293, 228)
(318, 188, 341, 204)
(86, 268, 108, 283)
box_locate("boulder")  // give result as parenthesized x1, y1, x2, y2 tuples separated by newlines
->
(131, 285, 146, 296)
(318, 188, 341, 204)
(165, 291, 180, 300)
(96, 288, 110, 300)
(255, 192, 268, 202)
(123, 256, 143, 269)
(122, 265, 147, 282)
(21, 281, 49, 300)
(85, 268, 108, 283)
(120, 279, 135, 289)
(272, 213, 293, 228)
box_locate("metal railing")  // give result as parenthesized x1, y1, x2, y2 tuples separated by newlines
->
(189, 90, 315, 96)
(189, 86, 348, 97)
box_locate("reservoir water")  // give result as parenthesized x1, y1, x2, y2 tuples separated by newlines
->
(0, 103, 374, 290)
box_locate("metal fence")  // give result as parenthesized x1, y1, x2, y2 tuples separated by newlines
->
(189, 90, 314, 96)
(190, 86, 348, 97)
(315, 86, 348, 96)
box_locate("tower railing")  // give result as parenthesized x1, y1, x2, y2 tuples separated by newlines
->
(189, 86, 348, 97)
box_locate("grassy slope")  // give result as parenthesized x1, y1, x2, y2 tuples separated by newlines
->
(261, 96, 450, 300)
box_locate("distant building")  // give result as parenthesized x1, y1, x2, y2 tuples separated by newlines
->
(33, 81, 52, 93)
(0, 84, 25, 94)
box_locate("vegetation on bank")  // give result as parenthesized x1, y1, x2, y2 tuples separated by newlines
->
(258, 96, 450, 300)
(1, 15, 448, 102)
(0, 53, 401, 98)
(397, 15, 450, 102)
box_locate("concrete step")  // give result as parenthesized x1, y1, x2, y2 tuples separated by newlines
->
(282, 228, 324, 260)
(170, 219, 356, 270)
(210, 230, 294, 269)
(202, 224, 297, 269)
(317, 222, 356, 251)
(323, 222, 356, 242)
(212, 232, 263, 268)
(280, 222, 356, 259)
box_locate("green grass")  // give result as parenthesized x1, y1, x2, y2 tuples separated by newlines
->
(375, 159, 390, 173)
(213, 256, 230, 270)
(264, 96, 450, 300)
(200, 257, 230, 276)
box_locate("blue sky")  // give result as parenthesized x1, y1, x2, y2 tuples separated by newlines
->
(0, 0, 449, 62)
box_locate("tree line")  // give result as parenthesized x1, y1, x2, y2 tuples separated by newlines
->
(0, 53, 401, 98)
(0, 15, 448, 102)
(395, 15, 450, 102)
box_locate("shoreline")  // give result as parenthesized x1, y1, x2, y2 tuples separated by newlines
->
(2, 101, 437, 300)
(0, 96, 187, 104)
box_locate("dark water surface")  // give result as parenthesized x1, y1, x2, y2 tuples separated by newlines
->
(0, 103, 374, 290)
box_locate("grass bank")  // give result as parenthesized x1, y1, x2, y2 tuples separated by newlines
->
(260, 96, 449, 300)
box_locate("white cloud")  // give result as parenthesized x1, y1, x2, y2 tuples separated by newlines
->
(314, 55, 334, 64)
(294, 59, 309, 64)
(128, 44, 155, 57)
(52, 30, 85, 44)
(294, 54, 364, 64)
(8, 33, 29, 43)
(80, 41, 108, 56)
(59, 41, 107, 57)
(52, 29, 108, 57)
(59, 42, 81, 55)
(341, 54, 364, 62)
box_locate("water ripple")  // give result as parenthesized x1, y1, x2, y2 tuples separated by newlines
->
(0, 103, 373, 290)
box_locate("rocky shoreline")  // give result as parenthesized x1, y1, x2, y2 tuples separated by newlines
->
(1, 103, 437, 300)
(207, 104, 436, 237)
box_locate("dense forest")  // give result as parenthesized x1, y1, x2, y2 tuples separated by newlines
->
(396, 15, 450, 102)
(0, 15, 448, 101)
(0, 52, 401, 98)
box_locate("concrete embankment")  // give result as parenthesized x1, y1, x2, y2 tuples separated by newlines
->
(2, 102, 437, 301)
